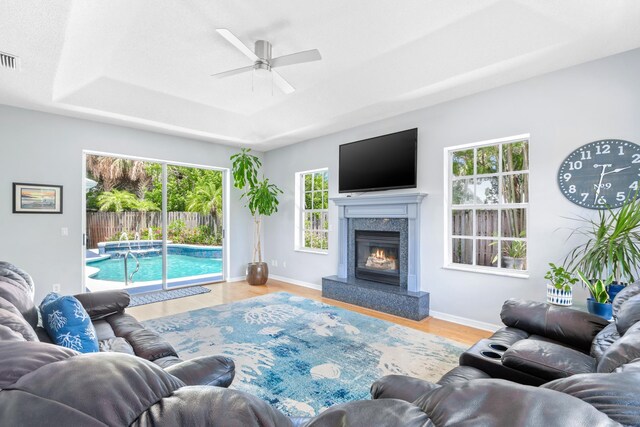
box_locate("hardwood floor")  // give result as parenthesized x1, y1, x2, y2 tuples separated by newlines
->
(127, 279, 491, 346)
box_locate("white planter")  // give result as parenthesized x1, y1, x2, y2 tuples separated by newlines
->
(546, 283, 572, 306)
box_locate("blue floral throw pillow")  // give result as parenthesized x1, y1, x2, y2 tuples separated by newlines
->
(40, 292, 99, 353)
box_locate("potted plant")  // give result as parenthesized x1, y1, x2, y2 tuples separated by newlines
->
(577, 271, 613, 319)
(491, 232, 527, 270)
(231, 148, 283, 285)
(564, 196, 640, 301)
(544, 263, 577, 306)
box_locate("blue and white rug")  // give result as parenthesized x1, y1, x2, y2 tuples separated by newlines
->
(143, 292, 465, 417)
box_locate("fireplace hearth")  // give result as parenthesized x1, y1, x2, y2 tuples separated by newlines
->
(322, 192, 430, 321)
(355, 230, 400, 285)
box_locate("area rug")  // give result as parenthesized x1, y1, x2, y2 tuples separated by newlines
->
(128, 286, 210, 307)
(143, 292, 466, 417)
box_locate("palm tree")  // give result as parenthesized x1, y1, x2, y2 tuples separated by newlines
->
(86, 155, 151, 195)
(187, 179, 223, 235)
(97, 190, 141, 212)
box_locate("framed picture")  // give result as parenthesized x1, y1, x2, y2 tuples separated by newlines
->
(12, 183, 63, 214)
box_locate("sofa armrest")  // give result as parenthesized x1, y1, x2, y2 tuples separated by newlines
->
(164, 355, 235, 388)
(502, 339, 596, 381)
(74, 290, 130, 320)
(500, 299, 609, 352)
(370, 375, 440, 402)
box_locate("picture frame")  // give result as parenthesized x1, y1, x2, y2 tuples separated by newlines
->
(12, 183, 63, 214)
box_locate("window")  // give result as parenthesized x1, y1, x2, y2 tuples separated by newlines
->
(295, 169, 329, 252)
(446, 135, 529, 274)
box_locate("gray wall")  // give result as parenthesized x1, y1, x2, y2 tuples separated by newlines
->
(263, 48, 640, 327)
(0, 106, 255, 303)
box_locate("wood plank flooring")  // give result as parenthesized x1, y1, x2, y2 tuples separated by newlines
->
(127, 279, 491, 346)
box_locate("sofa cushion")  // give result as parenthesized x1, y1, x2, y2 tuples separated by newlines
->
(500, 299, 609, 353)
(99, 337, 136, 355)
(502, 339, 596, 380)
(1, 352, 186, 427)
(0, 275, 38, 328)
(0, 341, 78, 388)
(106, 313, 178, 361)
(40, 293, 99, 353)
(0, 308, 39, 342)
(0, 262, 35, 298)
(590, 323, 620, 361)
(615, 293, 640, 335)
(612, 282, 640, 319)
(74, 289, 130, 320)
(543, 371, 640, 426)
(597, 322, 640, 373)
(413, 378, 619, 427)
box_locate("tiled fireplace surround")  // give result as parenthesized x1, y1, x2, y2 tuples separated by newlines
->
(322, 193, 430, 320)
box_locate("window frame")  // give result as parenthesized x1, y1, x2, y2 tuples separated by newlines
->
(294, 168, 329, 254)
(443, 134, 530, 278)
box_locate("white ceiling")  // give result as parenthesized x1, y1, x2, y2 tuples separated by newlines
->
(1, 0, 640, 151)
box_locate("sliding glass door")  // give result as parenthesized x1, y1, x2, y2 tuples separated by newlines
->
(83, 153, 225, 294)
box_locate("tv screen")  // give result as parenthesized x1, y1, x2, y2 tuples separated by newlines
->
(339, 128, 417, 193)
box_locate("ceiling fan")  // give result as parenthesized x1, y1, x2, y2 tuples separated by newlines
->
(212, 29, 322, 94)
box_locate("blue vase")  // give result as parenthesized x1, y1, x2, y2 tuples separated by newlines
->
(607, 283, 626, 302)
(587, 298, 613, 320)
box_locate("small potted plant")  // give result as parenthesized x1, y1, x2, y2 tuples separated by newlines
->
(544, 263, 577, 306)
(577, 271, 613, 320)
(230, 148, 283, 286)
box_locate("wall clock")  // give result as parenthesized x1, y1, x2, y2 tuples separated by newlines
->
(558, 139, 640, 209)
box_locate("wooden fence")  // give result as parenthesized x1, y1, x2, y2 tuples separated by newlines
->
(86, 211, 216, 248)
(451, 209, 526, 266)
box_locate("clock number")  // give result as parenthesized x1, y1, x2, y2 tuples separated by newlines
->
(619, 146, 625, 156)
(568, 161, 582, 170)
(630, 181, 639, 191)
(581, 193, 589, 202)
(580, 151, 592, 160)
(617, 192, 626, 202)
(633, 154, 640, 164)
(568, 185, 576, 194)
(563, 173, 571, 181)
(596, 145, 610, 155)
(597, 197, 607, 205)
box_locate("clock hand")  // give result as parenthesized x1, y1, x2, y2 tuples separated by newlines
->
(593, 164, 610, 203)
(602, 166, 631, 176)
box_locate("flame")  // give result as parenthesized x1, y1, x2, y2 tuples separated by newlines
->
(371, 248, 395, 261)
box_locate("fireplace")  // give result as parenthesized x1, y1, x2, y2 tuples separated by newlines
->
(355, 230, 400, 286)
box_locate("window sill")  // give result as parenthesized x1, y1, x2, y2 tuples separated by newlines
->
(442, 263, 529, 279)
(295, 248, 329, 255)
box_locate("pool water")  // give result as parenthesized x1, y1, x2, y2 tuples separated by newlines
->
(89, 255, 222, 282)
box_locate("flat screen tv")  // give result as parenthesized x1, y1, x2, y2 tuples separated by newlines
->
(339, 128, 417, 193)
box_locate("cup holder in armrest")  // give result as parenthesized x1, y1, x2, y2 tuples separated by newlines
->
(489, 343, 509, 352)
(480, 351, 502, 360)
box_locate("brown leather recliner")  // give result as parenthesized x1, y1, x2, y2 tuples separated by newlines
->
(0, 261, 234, 387)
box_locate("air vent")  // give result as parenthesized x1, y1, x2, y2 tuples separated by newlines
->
(0, 52, 20, 70)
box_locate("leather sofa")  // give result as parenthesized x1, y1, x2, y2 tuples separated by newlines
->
(0, 261, 234, 387)
(456, 283, 640, 385)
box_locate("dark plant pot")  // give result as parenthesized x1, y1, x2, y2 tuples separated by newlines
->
(246, 262, 269, 286)
(586, 298, 613, 320)
(607, 283, 626, 302)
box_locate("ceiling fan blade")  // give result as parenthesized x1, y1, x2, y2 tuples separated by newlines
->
(216, 28, 258, 61)
(271, 49, 322, 68)
(272, 71, 295, 94)
(211, 64, 254, 78)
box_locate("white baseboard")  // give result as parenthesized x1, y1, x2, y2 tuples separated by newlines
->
(226, 276, 246, 283)
(429, 310, 500, 332)
(269, 274, 322, 291)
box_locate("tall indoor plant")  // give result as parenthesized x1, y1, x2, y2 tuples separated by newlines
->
(564, 196, 640, 299)
(231, 148, 283, 285)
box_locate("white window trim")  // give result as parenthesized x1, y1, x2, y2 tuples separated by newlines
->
(442, 133, 530, 277)
(294, 168, 329, 254)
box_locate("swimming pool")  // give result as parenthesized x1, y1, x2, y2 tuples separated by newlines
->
(89, 254, 222, 282)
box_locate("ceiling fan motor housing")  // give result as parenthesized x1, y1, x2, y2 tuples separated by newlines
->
(254, 40, 272, 71)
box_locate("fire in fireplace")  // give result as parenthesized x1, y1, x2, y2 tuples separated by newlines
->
(355, 230, 400, 285)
